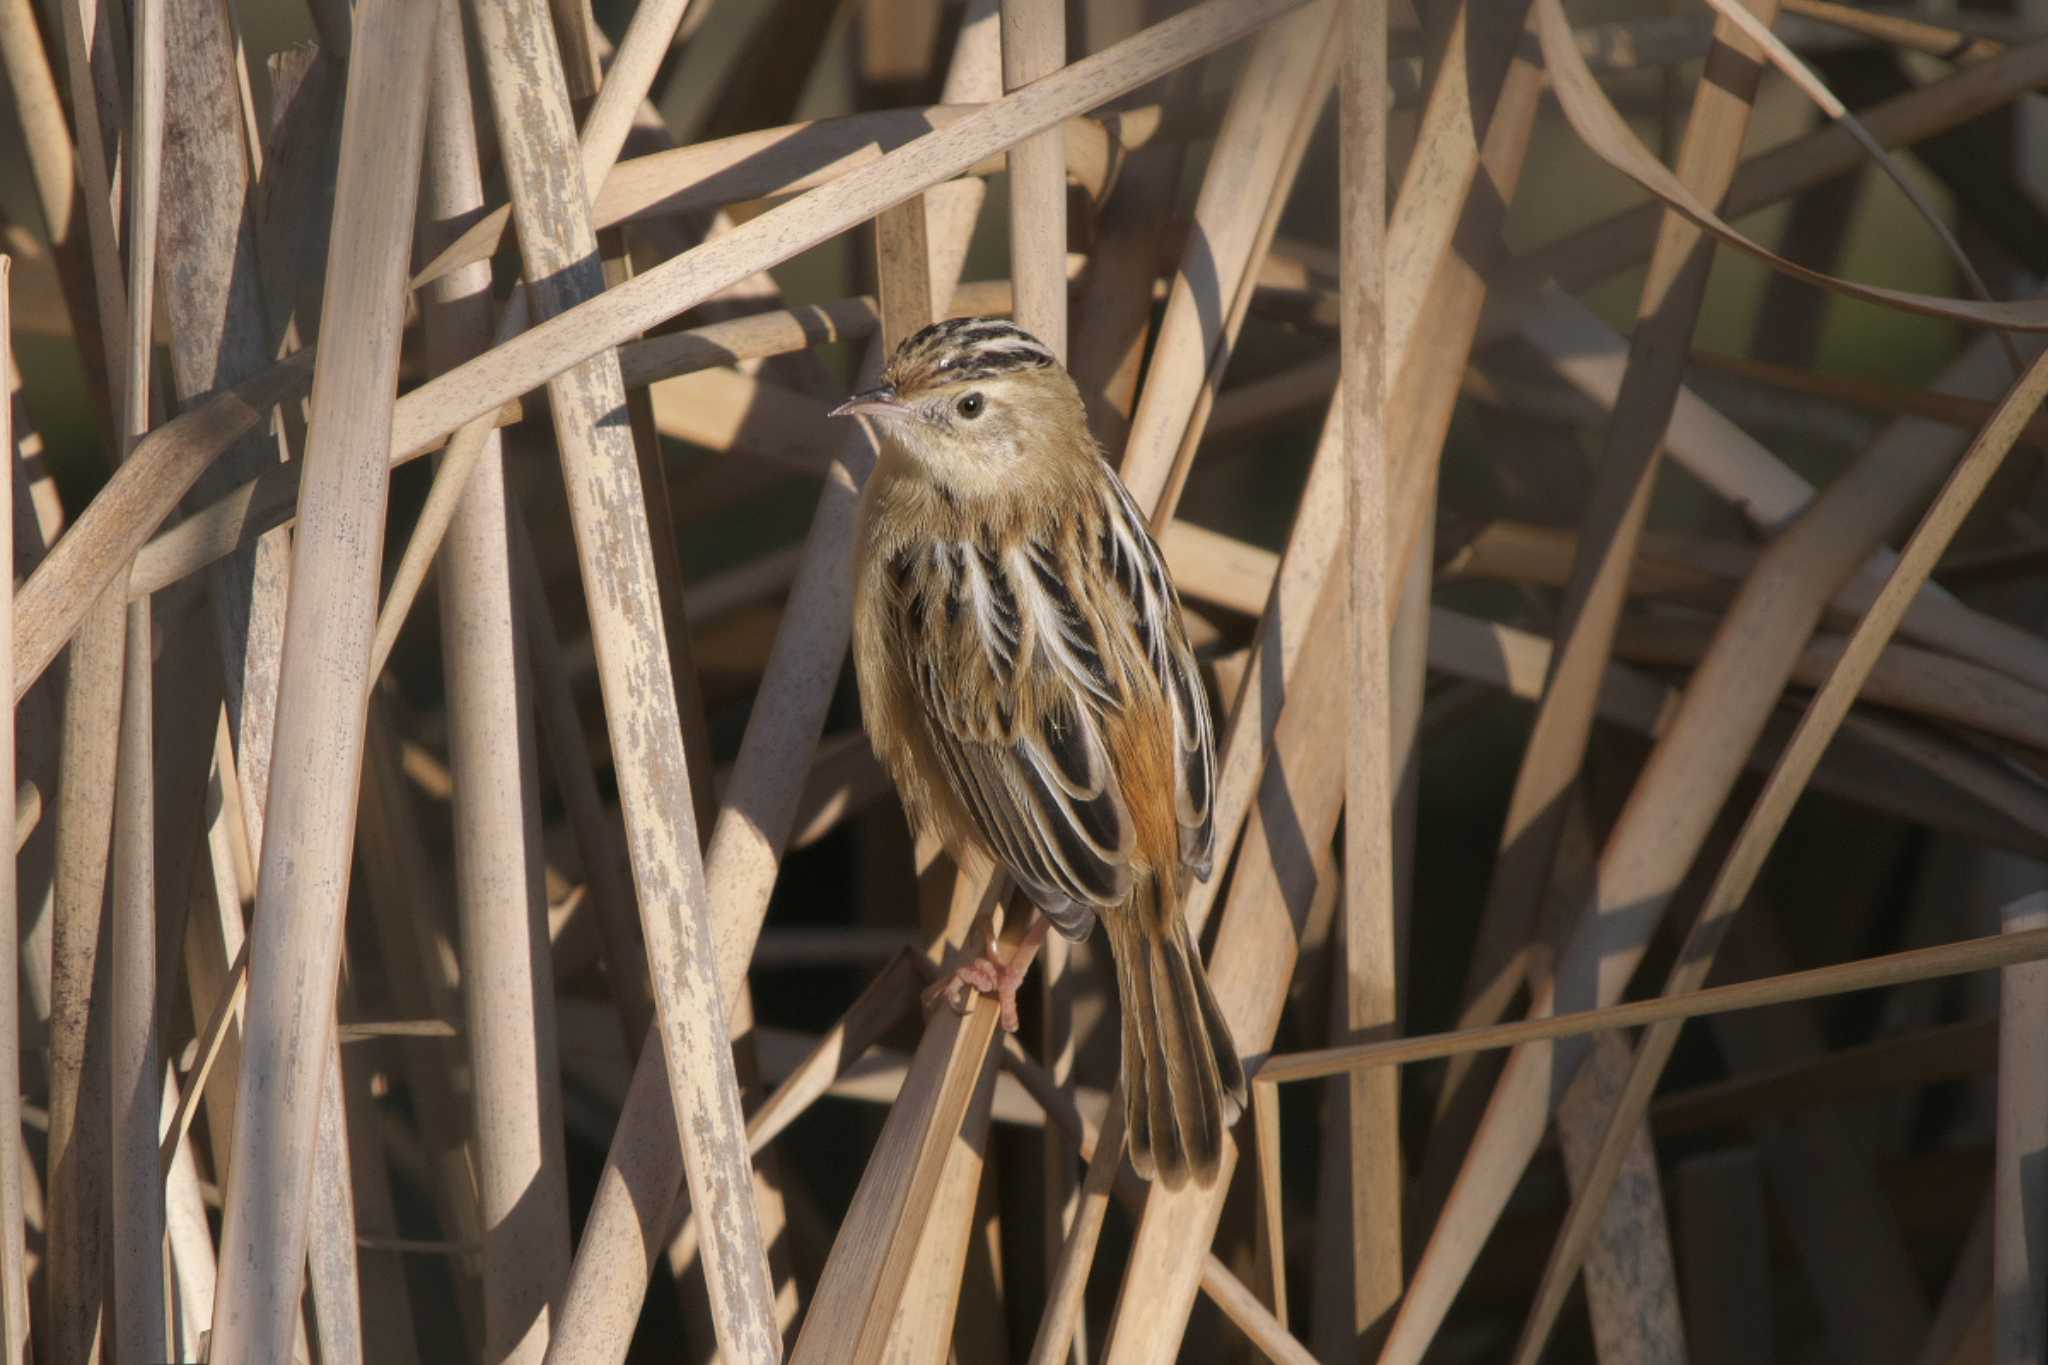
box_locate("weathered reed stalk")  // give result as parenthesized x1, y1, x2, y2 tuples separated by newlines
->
(1117, 0, 1334, 518)
(46, 0, 136, 1354)
(208, 4, 439, 1359)
(108, 0, 166, 1357)
(1331, 0, 1399, 1355)
(422, 9, 572, 1361)
(472, 0, 779, 1353)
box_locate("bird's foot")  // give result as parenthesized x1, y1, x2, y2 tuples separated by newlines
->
(923, 912, 1049, 1033)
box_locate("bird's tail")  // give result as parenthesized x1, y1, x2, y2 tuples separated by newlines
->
(1105, 878, 1248, 1189)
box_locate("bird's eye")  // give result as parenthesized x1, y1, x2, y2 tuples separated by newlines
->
(955, 392, 985, 420)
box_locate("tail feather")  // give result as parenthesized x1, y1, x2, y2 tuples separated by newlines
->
(1107, 881, 1246, 1189)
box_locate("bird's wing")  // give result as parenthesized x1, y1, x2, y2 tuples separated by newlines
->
(1096, 476, 1217, 879)
(885, 521, 1139, 939)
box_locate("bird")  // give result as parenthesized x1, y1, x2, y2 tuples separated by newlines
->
(832, 315, 1247, 1189)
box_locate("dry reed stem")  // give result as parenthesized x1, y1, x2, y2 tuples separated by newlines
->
(1199, 1255, 1319, 1365)
(784, 179, 1008, 1365)
(109, 0, 167, 1354)
(357, 708, 487, 1354)
(544, 77, 983, 1365)
(412, 102, 1158, 293)
(306, 1053, 367, 1365)
(1382, 315, 2041, 1362)
(1382, 4, 1542, 622)
(0, 256, 24, 1365)
(1257, 920, 2048, 1085)
(788, 1001, 1005, 1364)
(1066, 74, 1187, 453)
(11, 0, 1289, 700)
(1489, 34, 2048, 310)
(1781, 0, 2003, 60)
(54, 0, 126, 411)
(368, 0, 696, 694)
(1000, 1033, 1321, 1365)
(1436, 598, 2048, 864)
(544, 14, 994, 1355)
(1250, 1078, 1286, 1326)
(160, 0, 293, 846)
(1333, 0, 1400, 1352)
(46, 0, 134, 1355)
(1613, 619, 2048, 754)
(470, 2, 776, 1357)
(1181, 403, 1341, 936)
(1519, 285, 2048, 741)
(1116, 0, 1333, 517)
(1691, 349, 2048, 448)
(1555, 1034, 1686, 1364)
(208, 4, 438, 1358)
(390, 0, 1308, 477)
(1152, 17, 1338, 529)
(147, 276, 1016, 648)
(162, 1068, 219, 1362)
(422, 10, 573, 1360)
(1435, 0, 1775, 1172)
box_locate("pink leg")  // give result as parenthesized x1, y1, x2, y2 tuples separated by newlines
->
(923, 910, 1052, 1034)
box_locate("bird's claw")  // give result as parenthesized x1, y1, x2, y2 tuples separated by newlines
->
(923, 939, 1027, 1033)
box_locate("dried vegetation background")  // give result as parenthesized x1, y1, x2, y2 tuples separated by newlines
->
(4, 0, 2048, 1361)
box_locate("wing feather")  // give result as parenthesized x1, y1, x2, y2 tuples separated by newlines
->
(879, 461, 1217, 943)
(1099, 479, 1217, 878)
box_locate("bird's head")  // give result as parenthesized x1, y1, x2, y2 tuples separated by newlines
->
(829, 317, 1089, 497)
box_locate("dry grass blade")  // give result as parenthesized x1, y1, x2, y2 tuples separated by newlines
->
(1255, 923, 2048, 1083)
(208, 3, 439, 1359)
(1532, 0, 2048, 332)
(1495, 34, 2048, 313)
(1691, 0, 2016, 375)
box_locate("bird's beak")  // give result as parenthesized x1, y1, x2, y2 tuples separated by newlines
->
(829, 384, 908, 419)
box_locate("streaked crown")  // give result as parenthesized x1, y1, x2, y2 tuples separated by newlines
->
(884, 317, 1057, 395)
